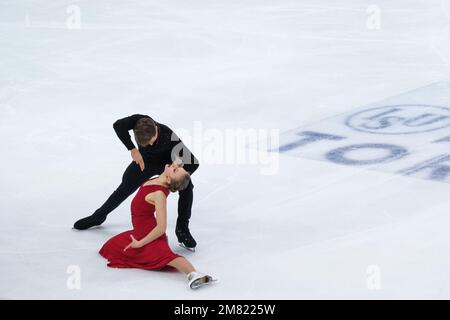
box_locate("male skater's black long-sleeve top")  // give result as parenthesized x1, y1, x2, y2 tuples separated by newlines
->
(113, 114, 198, 174)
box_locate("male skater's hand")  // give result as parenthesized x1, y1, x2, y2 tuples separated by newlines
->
(124, 235, 143, 251)
(173, 157, 183, 167)
(131, 148, 145, 171)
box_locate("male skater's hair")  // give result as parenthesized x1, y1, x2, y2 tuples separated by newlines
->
(169, 171, 191, 192)
(134, 117, 157, 146)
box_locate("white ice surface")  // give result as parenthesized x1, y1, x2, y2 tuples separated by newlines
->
(1, 0, 450, 299)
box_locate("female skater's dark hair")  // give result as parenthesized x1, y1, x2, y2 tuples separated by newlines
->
(134, 117, 157, 146)
(169, 171, 191, 192)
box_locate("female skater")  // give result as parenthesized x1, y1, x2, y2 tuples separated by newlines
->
(99, 161, 214, 289)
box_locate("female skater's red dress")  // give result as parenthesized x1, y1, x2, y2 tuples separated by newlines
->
(99, 179, 181, 270)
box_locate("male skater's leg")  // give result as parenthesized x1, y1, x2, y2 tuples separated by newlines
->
(73, 161, 157, 230)
(175, 148, 199, 249)
(176, 179, 196, 248)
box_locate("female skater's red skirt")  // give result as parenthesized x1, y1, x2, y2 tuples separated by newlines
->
(99, 230, 181, 270)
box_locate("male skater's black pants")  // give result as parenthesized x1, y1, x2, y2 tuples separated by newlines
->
(92, 160, 196, 227)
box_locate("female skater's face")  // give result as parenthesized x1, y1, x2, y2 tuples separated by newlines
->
(164, 162, 187, 181)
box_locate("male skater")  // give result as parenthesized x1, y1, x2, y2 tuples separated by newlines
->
(74, 114, 199, 251)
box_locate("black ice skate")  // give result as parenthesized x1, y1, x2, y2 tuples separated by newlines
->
(176, 226, 197, 252)
(73, 214, 106, 230)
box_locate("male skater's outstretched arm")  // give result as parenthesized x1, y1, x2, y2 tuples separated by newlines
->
(74, 114, 199, 251)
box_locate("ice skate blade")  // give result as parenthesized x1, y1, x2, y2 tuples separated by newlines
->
(179, 243, 196, 252)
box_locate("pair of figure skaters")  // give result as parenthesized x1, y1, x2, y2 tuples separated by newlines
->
(74, 114, 214, 289)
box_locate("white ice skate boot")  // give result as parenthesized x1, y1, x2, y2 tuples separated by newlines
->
(187, 272, 216, 289)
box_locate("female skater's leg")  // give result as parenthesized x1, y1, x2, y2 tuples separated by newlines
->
(167, 257, 196, 274)
(167, 257, 214, 289)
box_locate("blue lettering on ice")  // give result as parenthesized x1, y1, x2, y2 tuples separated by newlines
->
(359, 108, 403, 130)
(345, 105, 450, 135)
(403, 114, 450, 127)
(277, 131, 345, 153)
(434, 136, 450, 143)
(326, 143, 408, 166)
(360, 109, 449, 129)
(399, 154, 450, 182)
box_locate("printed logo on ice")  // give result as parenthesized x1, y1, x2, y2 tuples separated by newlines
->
(345, 105, 450, 135)
(270, 82, 450, 184)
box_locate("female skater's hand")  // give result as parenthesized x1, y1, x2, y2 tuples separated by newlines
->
(124, 235, 143, 251)
(131, 148, 145, 171)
